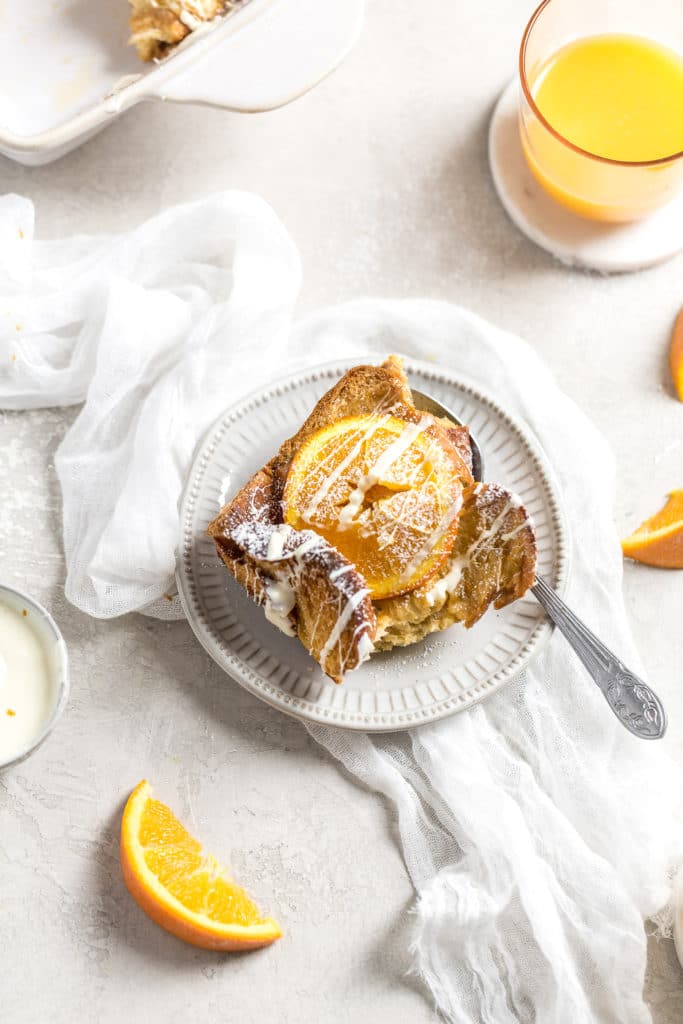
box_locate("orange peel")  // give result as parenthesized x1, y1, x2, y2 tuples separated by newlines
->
(621, 490, 683, 568)
(670, 308, 683, 401)
(120, 780, 282, 951)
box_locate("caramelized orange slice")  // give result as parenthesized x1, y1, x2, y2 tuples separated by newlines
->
(622, 490, 683, 568)
(283, 414, 464, 599)
(121, 781, 282, 951)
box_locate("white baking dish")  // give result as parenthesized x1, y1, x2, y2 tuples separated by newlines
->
(0, 0, 365, 165)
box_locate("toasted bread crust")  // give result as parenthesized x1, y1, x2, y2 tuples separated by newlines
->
(374, 483, 537, 648)
(213, 521, 376, 684)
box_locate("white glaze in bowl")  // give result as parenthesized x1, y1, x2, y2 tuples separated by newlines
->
(0, 585, 69, 770)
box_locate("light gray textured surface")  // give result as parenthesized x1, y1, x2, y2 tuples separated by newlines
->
(1, 2, 682, 1021)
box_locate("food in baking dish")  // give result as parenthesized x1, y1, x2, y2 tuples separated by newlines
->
(129, 0, 242, 61)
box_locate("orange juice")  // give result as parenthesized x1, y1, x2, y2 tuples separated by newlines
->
(521, 34, 683, 221)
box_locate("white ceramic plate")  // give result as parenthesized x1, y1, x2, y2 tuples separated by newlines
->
(177, 359, 569, 732)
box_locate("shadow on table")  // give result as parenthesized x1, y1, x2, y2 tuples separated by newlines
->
(430, 95, 559, 284)
(645, 931, 683, 1023)
(364, 892, 430, 1005)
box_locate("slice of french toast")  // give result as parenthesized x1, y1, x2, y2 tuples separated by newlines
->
(373, 483, 537, 649)
(211, 518, 376, 684)
(208, 357, 537, 683)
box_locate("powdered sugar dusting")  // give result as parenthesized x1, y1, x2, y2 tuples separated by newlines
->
(220, 518, 376, 679)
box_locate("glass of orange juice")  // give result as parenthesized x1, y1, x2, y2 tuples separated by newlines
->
(519, 0, 683, 222)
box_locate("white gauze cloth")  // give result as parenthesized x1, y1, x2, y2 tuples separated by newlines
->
(0, 191, 301, 617)
(0, 192, 681, 1023)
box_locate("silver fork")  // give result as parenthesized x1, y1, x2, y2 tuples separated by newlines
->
(412, 389, 667, 740)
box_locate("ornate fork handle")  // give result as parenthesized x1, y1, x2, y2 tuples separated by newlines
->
(532, 575, 667, 740)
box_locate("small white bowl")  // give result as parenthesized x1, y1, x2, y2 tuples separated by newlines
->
(0, 584, 69, 771)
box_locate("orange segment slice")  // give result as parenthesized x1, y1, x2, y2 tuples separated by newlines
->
(671, 308, 683, 401)
(120, 781, 282, 951)
(283, 414, 464, 599)
(621, 490, 683, 568)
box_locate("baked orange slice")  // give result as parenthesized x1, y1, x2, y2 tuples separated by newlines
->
(670, 308, 683, 402)
(622, 490, 683, 568)
(120, 781, 282, 951)
(283, 414, 464, 599)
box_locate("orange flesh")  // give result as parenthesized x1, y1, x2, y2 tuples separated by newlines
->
(283, 415, 463, 599)
(523, 35, 683, 221)
(622, 491, 683, 568)
(139, 797, 262, 925)
(120, 781, 281, 950)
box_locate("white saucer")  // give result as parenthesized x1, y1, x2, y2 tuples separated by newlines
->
(489, 79, 683, 273)
(177, 358, 569, 733)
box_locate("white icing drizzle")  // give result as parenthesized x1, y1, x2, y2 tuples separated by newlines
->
(318, 588, 370, 665)
(337, 416, 432, 530)
(423, 492, 531, 606)
(500, 520, 531, 543)
(303, 413, 392, 521)
(179, 10, 202, 29)
(399, 495, 463, 583)
(234, 521, 374, 668)
(266, 523, 288, 560)
(292, 535, 321, 557)
(258, 525, 326, 635)
(355, 630, 375, 665)
(424, 554, 468, 607)
(329, 564, 355, 581)
(466, 497, 522, 554)
(264, 577, 296, 636)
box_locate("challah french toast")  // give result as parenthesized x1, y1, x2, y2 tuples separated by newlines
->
(208, 357, 537, 683)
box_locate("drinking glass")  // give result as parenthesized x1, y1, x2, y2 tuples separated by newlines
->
(519, 0, 683, 222)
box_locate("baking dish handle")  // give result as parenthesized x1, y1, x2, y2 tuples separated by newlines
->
(147, 0, 365, 112)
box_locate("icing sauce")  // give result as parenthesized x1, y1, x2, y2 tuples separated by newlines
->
(0, 603, 55, 763)
(318, 587, 370, 664)
(338, 416, 432, 530)
(424, 555, 468, 607)
(303, 412, 393, 521)
(264, 578, 297, 635)
(238, 521, 374, 672)
(422, 493, 531, 607)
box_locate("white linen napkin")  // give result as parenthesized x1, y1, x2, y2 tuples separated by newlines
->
(1, 192, 680, 1023)
(0, 191, 301, 618)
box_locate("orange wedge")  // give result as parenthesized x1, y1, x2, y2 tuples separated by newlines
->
(120, 781, 282, 951)
(621, 490, 683, 568)
(670, 308, 683, 401)
(283, 414, 464, 599)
